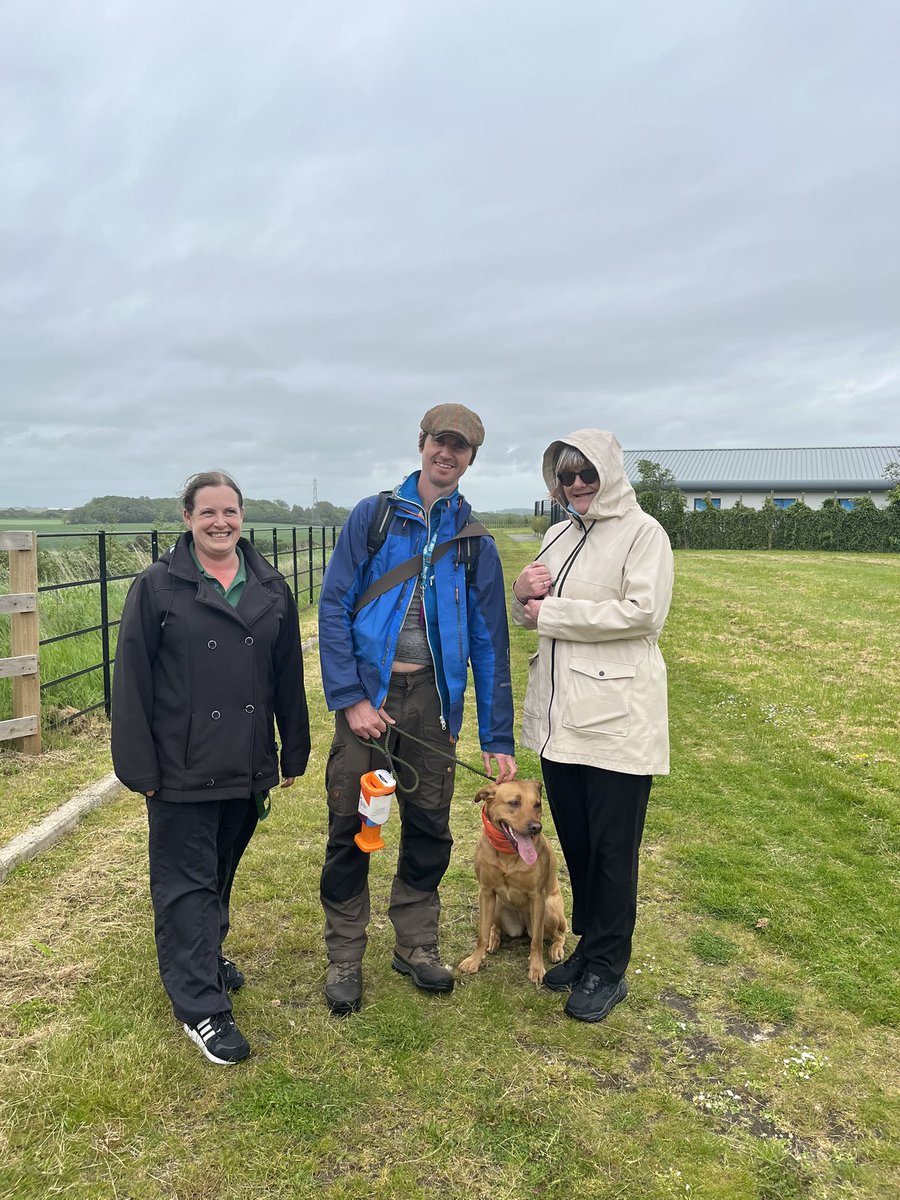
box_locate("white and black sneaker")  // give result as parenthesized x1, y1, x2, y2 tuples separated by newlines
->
(183, 1012, 251, 1065)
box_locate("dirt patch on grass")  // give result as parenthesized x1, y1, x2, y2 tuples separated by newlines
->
(723, 1015, 787, 1043)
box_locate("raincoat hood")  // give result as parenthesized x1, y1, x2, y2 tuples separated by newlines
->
(541, 429, 638, 522)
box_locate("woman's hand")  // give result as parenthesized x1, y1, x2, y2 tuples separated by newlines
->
(513, 562, 552, 603)
(519, 598, 544, 630)
(482, 752, 517, 783)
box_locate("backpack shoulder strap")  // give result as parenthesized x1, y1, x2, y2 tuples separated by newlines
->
(352, 521, 492, 616)
(443, 521, 491, 588)
(366, 491, 393, 558)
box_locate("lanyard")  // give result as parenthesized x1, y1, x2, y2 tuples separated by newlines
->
(419, 518, 441, 589)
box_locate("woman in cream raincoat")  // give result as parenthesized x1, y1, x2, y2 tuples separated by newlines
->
(512, 429, 674, 1023)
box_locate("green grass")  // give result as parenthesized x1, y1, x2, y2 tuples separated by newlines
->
(0, 540, 898, 1199)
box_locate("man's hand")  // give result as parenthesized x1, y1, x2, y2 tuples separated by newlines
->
(513, 562, 552, 603)
(280, 777, 295, 789)
(343, 698, 395, 739)
(482, 752, 517, 783)
(519, 597, 544, 630)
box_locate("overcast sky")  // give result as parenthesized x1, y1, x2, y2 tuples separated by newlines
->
(3, 1, 899, 512)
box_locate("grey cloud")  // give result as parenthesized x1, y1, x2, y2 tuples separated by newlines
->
(2, 0, 898, 510)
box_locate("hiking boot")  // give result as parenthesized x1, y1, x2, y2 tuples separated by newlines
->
(325, 960, 363, 1015)
(182, 1012, 251, 1064)
(564, 973, 628, 1023)
(217, 955, 245, 993)
(542, 946, 586, 992)
(392, 943, 454, 993)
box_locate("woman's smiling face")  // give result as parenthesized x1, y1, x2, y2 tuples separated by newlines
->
(183, 485, 243, 560)
(560, 463, 600, 515)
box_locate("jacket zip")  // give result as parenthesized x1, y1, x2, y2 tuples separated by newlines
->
(539, 515, 593, 758)
(382, 493, 452, 731)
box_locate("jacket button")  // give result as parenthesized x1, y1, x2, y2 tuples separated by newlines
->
(244, 636, 254, 646)
(598, 671, 605, 677)
(245, 704, 255, 714)
(206, 779, 215, 787)
(207, 640, 217, 650)
(253, 771, 265, 779)
(211, 710, 221, 719)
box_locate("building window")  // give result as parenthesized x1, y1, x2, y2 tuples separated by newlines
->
(773, 498, 796, 509)
(694, 498, 721, 511)
(839, 498, 856, 511)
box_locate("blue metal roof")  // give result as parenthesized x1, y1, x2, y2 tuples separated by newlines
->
(622, 446, 900, 490)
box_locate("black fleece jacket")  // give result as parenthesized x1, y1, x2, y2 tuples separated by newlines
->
(111, 533, 310, 801)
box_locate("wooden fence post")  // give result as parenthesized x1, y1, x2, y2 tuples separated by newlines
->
(0, 530, 41, 754)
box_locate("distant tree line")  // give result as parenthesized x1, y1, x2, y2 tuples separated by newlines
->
(58, 495, 353, 526)
(4, 496, 533, 530)
(0, 507, 69, 520)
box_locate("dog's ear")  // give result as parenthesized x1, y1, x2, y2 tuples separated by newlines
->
(534, 779, 543, 797)
(474, 785, 496, 805)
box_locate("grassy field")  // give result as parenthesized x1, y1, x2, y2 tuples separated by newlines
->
(0, 539, 898, 1199)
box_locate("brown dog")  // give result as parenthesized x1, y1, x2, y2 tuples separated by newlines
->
(458, 780, 567, 984)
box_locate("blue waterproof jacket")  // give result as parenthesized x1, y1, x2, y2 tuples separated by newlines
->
(318, 473, 514, 754)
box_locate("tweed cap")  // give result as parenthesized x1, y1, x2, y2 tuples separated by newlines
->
(420, 403, 485, 448)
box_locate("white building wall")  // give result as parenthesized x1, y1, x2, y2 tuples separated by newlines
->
(684, 489, 890, 511)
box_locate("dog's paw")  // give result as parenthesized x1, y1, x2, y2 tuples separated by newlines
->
(549, 942, 566, 963)
(487, 930, 501, 953)
(458, 953, 483, 974)
(528, 962, 546, 985)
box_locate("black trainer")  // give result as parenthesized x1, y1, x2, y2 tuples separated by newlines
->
(325, 960, 363, 1015)
(183, 1012, 251, 1064)
(218, 955, 245, 993)
(564, 973, 628, 1023)
(542, 946, 586, 992)
(392, 943, 454, 993)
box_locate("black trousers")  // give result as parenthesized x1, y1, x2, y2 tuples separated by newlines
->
(540, 758, 651, 984)
(146, 795, 258, 1025)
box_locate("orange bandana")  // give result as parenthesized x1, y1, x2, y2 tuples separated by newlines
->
(481, 804, 516, 854)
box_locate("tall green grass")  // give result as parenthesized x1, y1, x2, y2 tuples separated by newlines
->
(1, 544, 148, 723)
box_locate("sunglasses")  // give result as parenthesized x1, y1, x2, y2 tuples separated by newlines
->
(556, 466, 599, 488)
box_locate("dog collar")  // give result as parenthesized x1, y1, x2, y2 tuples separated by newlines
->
(481, 805, 517, 854)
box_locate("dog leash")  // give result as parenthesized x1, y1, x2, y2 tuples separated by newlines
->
(352, 722, 495, 794)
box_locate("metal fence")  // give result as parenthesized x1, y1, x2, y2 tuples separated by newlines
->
(534, 499, 564, 524)
(37, 525, 337, 725)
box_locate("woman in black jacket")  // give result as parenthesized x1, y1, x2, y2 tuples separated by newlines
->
(111, 470, 310, 1064)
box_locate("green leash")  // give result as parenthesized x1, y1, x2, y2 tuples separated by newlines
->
(352, 722, 495, 794)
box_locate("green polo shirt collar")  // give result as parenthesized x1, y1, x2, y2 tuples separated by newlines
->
(189, 543, 247, 609)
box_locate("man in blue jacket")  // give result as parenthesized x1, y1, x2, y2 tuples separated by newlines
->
(318, 404, 517, 1013)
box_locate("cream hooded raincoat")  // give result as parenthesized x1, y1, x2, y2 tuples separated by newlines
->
(513, 430, 674, 776)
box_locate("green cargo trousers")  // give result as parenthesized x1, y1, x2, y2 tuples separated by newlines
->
(320, 667, 457, 961)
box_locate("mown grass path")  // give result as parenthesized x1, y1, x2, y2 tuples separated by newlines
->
(1, 542, 897, 1199)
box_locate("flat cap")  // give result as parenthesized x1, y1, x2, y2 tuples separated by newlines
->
(420, 403, 485, 448)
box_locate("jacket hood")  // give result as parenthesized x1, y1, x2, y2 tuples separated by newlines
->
(541, 429, 638, 522)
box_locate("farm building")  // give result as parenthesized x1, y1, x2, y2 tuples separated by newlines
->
(621, 446, 900, 511)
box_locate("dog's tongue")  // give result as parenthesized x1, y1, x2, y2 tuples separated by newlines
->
(516, 836, 538, 866)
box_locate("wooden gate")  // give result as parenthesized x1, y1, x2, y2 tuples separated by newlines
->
(0, 531, 41, 754)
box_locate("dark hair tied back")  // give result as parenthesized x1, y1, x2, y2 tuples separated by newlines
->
(181, 470, 244, 514)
